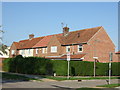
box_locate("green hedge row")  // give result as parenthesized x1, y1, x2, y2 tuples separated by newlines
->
(2, 55, 120, 76)
(3, 55, 53, 75)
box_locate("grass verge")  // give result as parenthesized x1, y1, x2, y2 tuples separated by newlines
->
(45, 76, 120, 81)
(2, 72, 41, 81)
(76, 87, 102, 90)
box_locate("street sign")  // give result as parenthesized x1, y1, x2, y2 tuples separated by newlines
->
(67, 52, 70, 61)
(109, 52, 113, 61)
(93, 57, 98, 59)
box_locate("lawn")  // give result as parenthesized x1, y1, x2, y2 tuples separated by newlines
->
(76, 88, 102, 90)
(2, 72, 41, 81)
(97, 83, 120, 88)
(45, 76, 120, 81)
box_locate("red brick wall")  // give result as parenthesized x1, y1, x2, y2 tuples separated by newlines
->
(33, 48, 46, 57)
(83, 27, 115, 63)
(47, 36, 62, 56)
(113, 53, 120, 62)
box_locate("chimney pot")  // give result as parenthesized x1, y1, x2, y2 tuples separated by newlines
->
(63, 27, 69, 36)
(29, 34, 34, 39)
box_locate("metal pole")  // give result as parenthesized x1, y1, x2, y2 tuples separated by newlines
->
(67, 60, 70, 79)
(109, 62, 111, 84)
(94, 40, 96, 77)
(109, 52, 112, 84)
(94, 59, 96, 77)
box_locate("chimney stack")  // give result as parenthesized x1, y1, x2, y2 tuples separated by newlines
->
(63, 27, 69, 36)
(29, 34, 34, 39)
(78, 32, 80, 37)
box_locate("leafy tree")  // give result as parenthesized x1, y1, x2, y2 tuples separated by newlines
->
(0, 44, 8, 56)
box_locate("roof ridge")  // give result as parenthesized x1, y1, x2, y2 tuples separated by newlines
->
(69, 26, 102, 33)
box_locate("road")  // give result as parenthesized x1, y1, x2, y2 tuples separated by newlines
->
(1, 79, 119, 89)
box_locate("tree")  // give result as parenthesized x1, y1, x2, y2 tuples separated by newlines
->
(0, 25, 7, 56)
(0, 44, 8, 56)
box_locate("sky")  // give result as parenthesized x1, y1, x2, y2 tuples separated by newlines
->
(1, 2, 118, 51)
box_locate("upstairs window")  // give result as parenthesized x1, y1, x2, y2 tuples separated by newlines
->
(66, 46, 70, 52)
(51, 46, 57, 53)
(78, 45, 83, 52)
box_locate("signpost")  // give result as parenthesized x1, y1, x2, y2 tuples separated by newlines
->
(109, 52, 113, 84)
(93, 57, 98, 77)
(67, 52, 70, 79)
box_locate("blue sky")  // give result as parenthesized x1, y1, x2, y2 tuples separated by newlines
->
(2, 2, 118, 51)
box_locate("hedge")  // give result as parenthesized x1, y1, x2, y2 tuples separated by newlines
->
(2, 55, 120, 76)
(3, 55, 53, 75)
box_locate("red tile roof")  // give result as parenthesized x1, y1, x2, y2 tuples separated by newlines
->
(46, 54, 85, 59)
(13, 26, 102, 49)
(33, 34, 62, 48)
(13, 42, 19, 49)
(15, 37, 44, 49)
(56, 26, 102, 45)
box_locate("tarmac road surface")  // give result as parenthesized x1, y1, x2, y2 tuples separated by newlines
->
(1, 79, 119, 89)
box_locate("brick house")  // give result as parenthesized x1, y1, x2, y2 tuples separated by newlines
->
(9, 26, 117, 63)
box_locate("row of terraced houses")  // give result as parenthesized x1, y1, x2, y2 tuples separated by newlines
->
(9, 26, 119, 63)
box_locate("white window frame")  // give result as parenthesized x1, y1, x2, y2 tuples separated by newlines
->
(42, 48, 47, 53)
(11, 50, 15, 55)
(21, 50, 25, 55)
(28, 49, 31, 54)
(66, 46, 70, 52)
(36, 48, 39, 54)
(78, 45, 83, 52)
(51, 46, 57, 53)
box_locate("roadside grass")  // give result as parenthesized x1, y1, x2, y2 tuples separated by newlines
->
(2, 72, 41, 81)
(76, 87, 101, 90)
(44, 76, 120, 81)
(97, 83, 120, 88)
(1, 72, 120, 82)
